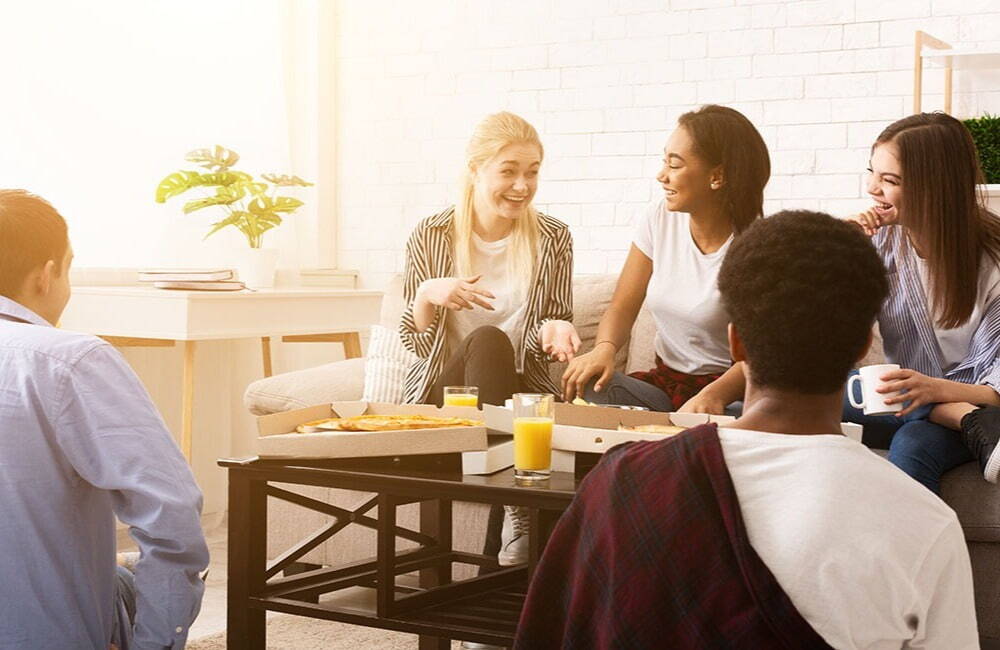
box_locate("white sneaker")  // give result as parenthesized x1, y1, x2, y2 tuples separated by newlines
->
(460, 643, 503, 649)
(498, 505, 530, 566)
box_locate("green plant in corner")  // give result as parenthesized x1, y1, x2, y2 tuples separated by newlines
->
(964, 114, 1000, 184)
(155, 145, 313, 248)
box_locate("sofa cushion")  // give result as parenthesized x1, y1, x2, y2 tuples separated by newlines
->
(873, 450, 1000, 543)
(942, 462, 1000, 543)
(379, 274, 407, 329)
(361, 325, 417, 404)
(244, 357, 366, 416)
(626, 305, 656, 374)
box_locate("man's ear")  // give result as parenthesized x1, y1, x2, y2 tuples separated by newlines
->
(31, 259, 56, 298)
(728, 323, 746, 362)
(856, 328, 874, 364)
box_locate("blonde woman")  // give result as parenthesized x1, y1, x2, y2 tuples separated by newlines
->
(399, 111, 578, 568)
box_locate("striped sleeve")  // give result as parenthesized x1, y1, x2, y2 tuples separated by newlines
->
(524, 225, 574, 361)
(398, 223, 443, 359)
(957, 295, 1000, 391)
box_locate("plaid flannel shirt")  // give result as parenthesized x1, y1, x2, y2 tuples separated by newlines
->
(515, 424, 831, 650)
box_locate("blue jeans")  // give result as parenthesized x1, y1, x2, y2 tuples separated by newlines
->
(583, 371, 674, 411)
(111, 565, 136, 650)
(582, 372, 744, 416)
(843, 370, 972, 494)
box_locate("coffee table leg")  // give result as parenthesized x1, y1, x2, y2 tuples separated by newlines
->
(418, 499, 452, 649)
(528, 508, 561, 577)
(227, 469, 267, 649)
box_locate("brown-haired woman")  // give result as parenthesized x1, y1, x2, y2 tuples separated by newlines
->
(843, 112, 1000, 493)
(562, 104, 770, 410)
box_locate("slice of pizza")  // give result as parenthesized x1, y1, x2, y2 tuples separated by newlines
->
(301, 413, 484, 433)
(295, 417, 342, 433)
(616, 423, 686, 436)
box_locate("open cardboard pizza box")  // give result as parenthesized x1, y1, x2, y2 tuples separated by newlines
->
(483, 402, 862, 456)
(256, 401, 488, 459)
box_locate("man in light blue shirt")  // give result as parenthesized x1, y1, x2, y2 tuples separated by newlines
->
(0, 190, 209, 649)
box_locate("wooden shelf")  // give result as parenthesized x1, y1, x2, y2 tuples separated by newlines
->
(913, 31, 1000, 115)
(922, 49, 1000, 71)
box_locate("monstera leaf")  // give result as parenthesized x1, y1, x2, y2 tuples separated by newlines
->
(262, 173, 314, 187)
(199, 171, 253, 187)
(203, 212, 245, 240)
(155, 171, 205, 203)
(185, 145, 240, 172)
(183, 185, 245, 214)
(154, 170, 252, 203)
(157, 146, 311, 248)
(248, 195, 304, 216)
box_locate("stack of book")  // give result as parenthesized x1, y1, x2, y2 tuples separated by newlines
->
(138, 269, 245, 291)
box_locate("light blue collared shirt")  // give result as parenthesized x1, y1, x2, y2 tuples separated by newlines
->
(0, 296, 209, 649)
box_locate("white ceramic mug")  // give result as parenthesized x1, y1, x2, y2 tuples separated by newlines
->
(848, 363, 903, 416)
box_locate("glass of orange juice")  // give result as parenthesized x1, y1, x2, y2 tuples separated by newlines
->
(512, 393, 554, 481)
(443, 386, 479, 408)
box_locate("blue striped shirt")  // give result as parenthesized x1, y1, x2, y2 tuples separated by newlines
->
(874, 226, 1000, 391)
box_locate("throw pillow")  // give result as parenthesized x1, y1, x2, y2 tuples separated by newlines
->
(362, 324, 418, 404)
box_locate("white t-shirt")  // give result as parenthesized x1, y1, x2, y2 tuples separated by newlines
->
(717, 427, 978, 650)
(447, 233, 529, 371)
(633, 200, 732, 374)
(914, 254, 1000, 371)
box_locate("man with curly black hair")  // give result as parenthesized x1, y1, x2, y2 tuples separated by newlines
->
(711, 211, 976, 647)
(517, 211, 977, 649)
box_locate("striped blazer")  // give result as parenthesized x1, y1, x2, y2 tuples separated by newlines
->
(875, 225, 1000, 390)
(398, 206, 573, 404)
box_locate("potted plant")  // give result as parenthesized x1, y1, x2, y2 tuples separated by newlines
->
(964, 114, 1000, 215)
(155, 145, 312, 288)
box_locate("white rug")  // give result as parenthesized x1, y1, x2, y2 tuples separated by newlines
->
(187, 615, 465, 649)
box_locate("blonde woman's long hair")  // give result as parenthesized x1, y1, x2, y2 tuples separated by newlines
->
(453, 112, 543, 298)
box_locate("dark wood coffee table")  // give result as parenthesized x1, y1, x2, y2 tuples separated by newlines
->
(219, 453, 579, 648)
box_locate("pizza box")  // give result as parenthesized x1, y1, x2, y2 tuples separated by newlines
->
(484, 403, 862, 456)
(256, 401, 487, 459)
(461, 434, 514, 475)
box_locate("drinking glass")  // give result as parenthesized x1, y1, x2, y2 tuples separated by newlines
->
(512, 393, 554, 481)
(443, 386, 479, 408)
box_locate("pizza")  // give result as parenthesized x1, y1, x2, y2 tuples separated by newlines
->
(617, 423, 686, 436)
(296, 414, 483, 434)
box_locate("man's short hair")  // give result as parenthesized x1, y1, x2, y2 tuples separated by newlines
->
(718, 210, 889, 394)
(0, 190, 69, 299)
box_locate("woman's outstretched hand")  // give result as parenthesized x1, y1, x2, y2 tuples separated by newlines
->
(540, 320, 581, 363)
(561, 343, 616, 401)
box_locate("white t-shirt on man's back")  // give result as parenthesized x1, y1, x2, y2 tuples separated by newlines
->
(718, 427, 978, 649)
(632, 200, 732, 375)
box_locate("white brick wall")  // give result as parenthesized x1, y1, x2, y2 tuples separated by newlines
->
(334, 0, 1000, 289)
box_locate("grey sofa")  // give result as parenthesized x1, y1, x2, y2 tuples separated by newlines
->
(245, 273, 1000, 641)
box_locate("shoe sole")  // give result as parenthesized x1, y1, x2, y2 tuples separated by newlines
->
(986, 444, 1000, 484)
(497, 550, 527, 566)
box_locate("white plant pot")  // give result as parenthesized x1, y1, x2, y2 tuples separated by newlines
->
(984, 184, 1000, 216)
(235, 248, 278, 289)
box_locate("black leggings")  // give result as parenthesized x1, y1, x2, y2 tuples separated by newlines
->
(429, 325, 526, 406)
(429, 325, 523, 569)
